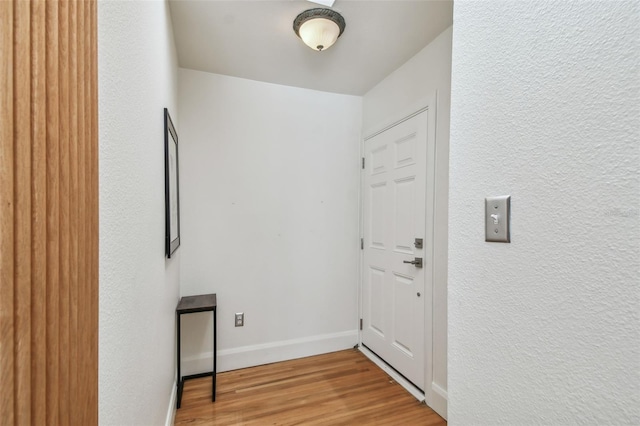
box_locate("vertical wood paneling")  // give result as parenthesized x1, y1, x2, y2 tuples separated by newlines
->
(68, 1, 79, 421)
(82, 0, 97, 421)
(89, 3, 99, 422)
(14, 1, 33, 422)
(75, 0, 87, 422)
(31, 1, 47, 424)
(0, 0, 15, 423)
(57, 2, 71, 422)
(45, 0, 60, 423)
(0, 0, 98, 424)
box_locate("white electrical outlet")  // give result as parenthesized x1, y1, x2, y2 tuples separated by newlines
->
(235, 312, 244, 327)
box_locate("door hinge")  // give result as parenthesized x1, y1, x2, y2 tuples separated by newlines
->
(360, 238, 364, 249)
(359, 318, 363, 330)
(361, 157, 365, 169)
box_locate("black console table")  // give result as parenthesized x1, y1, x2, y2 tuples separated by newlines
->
(176, 293, 217, 409)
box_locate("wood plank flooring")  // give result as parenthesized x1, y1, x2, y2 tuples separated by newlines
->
(174, 349, 446, 425)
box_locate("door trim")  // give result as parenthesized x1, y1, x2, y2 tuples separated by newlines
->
(364, 106, 429, 141)
(358, 92, 439, 408)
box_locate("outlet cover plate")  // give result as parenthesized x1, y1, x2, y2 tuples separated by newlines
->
(235, 312, 244, 327)
(485, 195, 511, 243)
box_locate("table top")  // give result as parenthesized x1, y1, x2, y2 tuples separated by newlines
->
(176, 293, 217, 314)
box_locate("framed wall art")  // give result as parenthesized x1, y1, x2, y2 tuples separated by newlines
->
(164, 108, 180, 257)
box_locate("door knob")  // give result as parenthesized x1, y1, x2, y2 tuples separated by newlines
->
(403, 257, 423, 268)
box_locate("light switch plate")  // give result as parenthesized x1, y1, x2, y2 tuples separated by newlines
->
(485, 195, 511, 243)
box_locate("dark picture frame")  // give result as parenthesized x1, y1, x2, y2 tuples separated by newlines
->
(164, 108, 180, 257)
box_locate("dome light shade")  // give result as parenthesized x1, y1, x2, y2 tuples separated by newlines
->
(299, 18, 339, 52)
(293, 8, 346, 52)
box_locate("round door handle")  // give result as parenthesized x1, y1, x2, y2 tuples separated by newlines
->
(417, 292, 421, 297)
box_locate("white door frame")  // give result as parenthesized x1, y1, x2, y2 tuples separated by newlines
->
(358, 92, 441, 413)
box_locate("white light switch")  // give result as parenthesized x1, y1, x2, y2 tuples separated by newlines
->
(485, 195, 511, 243)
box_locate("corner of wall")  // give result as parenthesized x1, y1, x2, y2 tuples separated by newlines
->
(361, 26, 452, 419)
(98, 0, 180, 424)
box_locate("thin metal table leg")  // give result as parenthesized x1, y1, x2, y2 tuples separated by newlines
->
(212, 307, 216, 402)
(177, 312, 182, 409)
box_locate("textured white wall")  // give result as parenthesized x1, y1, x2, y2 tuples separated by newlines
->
(178, 69, 362, 373)
(363, 27, 452, 418)
(98, 1, 180, 425)
(449, 2, 639, 424)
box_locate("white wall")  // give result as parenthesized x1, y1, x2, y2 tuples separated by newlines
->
(98, 1, 180, 425)
(178, 69, 362, 373)
(363, 27, 453, 134)
(362, 27, 452, 418)
(449, 2, 639, 425)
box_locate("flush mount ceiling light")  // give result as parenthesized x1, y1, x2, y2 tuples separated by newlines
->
(293, 8, 346, 52)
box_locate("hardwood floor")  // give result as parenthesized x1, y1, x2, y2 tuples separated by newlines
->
(174, 349, 446, 425)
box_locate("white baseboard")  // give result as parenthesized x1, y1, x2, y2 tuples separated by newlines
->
(429, 382, 448, 420)
(181, 330, 358, 375)
(165, 380, 177, 426)
(358, 345, 426, 402)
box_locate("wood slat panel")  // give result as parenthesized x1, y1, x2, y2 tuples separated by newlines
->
(75, 0, 87, 422)
(68, 1, 79, 422)
(45, 0, 60, 424)
(89, 2, 99, 422)
(0, 0, 98, 423)
(83, 0, 98, 420)
(14, 1, 33, 422)
(0, 0, 15, 423)
(57, 1, 71, 422)
(31, 1, 47, 423)
(175, 350, 447, 426)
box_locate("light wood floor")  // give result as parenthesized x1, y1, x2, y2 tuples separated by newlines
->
(174, 349, 446, 425)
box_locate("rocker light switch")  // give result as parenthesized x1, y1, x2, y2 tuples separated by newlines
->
(485, 195, 511, 243)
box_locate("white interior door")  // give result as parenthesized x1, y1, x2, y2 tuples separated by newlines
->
(361, 109, 431, 390)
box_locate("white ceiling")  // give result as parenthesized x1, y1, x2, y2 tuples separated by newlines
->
(169, 0, 453, 96)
